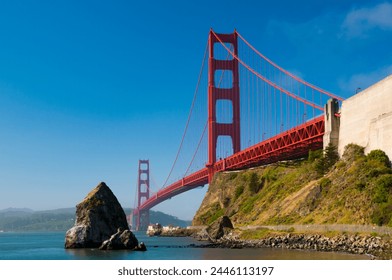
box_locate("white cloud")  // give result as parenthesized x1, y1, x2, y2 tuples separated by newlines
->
(338, 65, 392, 94)
(342, 2, 392, 37)
(287, 69, 305, 80)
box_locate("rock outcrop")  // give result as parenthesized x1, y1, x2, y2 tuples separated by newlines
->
(99, 227, 140, 250)
(145, 224, 197, 237)
(65, 182, 136, 249)
(146, 223, 163, 236)
(215, 232, 392, 259)
(206, 216, 233, 241)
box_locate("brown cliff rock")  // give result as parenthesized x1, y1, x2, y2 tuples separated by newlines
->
(206, 215, 234, 241)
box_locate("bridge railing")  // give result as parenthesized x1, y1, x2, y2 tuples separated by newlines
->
(134, 167, 209, 215)
(214, 116, 324, 172)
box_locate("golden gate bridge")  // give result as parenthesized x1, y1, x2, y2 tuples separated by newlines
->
(132, 29, 343, 230)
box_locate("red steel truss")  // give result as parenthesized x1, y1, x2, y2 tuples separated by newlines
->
(134, 116, 324, 215)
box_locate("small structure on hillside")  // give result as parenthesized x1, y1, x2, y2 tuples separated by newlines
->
(146, 223, 163, 236)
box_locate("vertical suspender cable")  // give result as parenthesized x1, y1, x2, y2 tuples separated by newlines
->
(161, 39, 209, 188)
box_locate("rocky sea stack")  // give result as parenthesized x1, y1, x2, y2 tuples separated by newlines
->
(65, 182, 140, 250)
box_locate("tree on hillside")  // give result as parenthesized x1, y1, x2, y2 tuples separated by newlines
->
(315, 143, 339, 175)
(324, 143, 339, 169)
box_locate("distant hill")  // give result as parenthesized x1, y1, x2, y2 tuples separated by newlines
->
(0, 207, 76, 232)
(0, 207, 34, 213)
(149, 210, 191, 228)
(0, 207, 191, 232)
(123, 208, 191, 228)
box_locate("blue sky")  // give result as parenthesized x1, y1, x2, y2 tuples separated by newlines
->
(0, 0, 392, 220)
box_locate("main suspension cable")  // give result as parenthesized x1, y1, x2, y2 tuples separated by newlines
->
(161, 38, 209, 188)
(211, 30, 324, 111)
(236, 31, 344, 101)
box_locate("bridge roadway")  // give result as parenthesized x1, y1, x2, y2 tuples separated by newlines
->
(133, 116, 325, 215)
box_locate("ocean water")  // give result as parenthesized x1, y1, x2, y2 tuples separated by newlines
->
(0, 231, 369, 260)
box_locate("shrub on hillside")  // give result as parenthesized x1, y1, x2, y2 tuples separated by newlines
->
(342, 144, 365, 162)
(308, 149, 323, 162)
(372, 203, 392, 226)
(367, 149, 391, 168)
(234, 185, 244, 199)
(371, 174, 392, 226)
(248, 172, 262, 193)
(377, 174, 392, 190)
(373, 174, 392, 203)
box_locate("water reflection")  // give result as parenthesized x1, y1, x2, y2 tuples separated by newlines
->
(65, 234, 370, 260)
(199, 247, 370, 260)
(65, 248, 134, 260)
(1, 231, 369, 260)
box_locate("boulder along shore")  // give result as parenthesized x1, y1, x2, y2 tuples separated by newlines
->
(212, 232, 391, 259)
(156, 221, 392, 259)
(149, 227, 392, 259)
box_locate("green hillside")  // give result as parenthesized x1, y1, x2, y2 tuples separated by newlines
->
(193, 144, 392, 228)
(0, 208, 75, 232)
(149, 211, 191, 228)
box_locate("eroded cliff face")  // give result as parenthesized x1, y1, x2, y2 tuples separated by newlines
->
(193, 147, 392, 228)
(65, 182, 136, 249)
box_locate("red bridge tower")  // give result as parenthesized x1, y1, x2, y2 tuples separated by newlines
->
(207, 30, 240, 182)
(135, 159, 150, 231)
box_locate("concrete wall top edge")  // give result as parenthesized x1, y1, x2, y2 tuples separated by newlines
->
(338, 74, 392, 159)
(343, 74, 392, 103)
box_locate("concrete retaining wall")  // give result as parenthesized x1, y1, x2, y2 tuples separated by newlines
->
(338, 75, 392, 159)
(242, 224, 392, 235)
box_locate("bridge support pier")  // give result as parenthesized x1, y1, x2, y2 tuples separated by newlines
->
(323, 98, 340, 149)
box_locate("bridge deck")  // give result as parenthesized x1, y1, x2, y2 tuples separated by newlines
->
(134, 116, 324, 215)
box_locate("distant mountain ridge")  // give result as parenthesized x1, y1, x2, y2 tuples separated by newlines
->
(0, 207, 191, 232)
(0, 207, 34, 213)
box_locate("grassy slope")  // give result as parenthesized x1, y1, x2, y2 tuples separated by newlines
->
(193, 145, 392, 228)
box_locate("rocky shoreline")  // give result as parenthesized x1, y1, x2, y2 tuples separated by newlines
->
(187, 232, 392, 260)
(152, 230, 392, 259)
(147, 216, 392, 259)
(160, 229, 392, 259)
(212, 233, 392, 259)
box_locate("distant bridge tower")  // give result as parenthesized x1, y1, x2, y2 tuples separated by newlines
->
(207, 30, 240, 182)
(135, 159, 150, 231)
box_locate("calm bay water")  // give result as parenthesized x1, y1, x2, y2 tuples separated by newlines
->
(0, 231, 369, 260)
